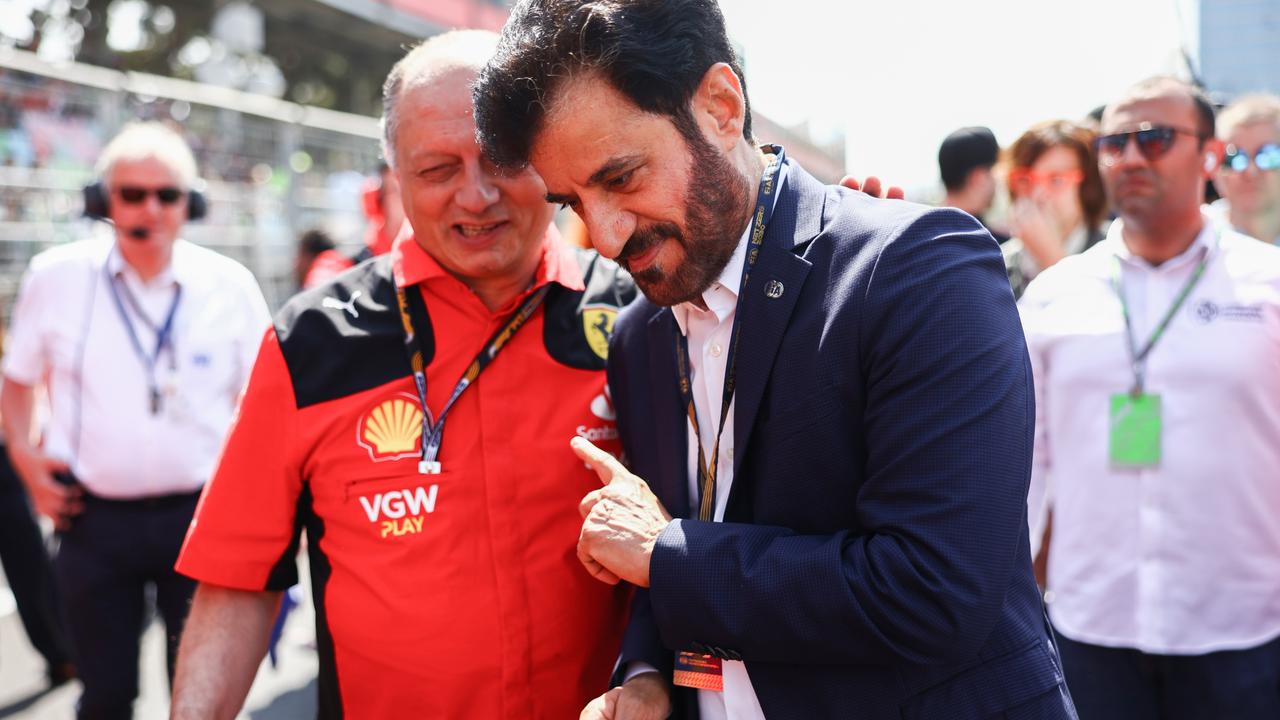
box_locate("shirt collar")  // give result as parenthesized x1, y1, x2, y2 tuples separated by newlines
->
(392, 224, 585, 295)
(1103, 209, 1217, 272)
(106, 239, 183, 287)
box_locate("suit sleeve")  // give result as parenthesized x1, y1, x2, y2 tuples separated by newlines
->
(606, 327, 676, 681)
(647, 209, 1036, 666)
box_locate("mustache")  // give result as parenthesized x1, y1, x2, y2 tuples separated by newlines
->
(618, 222, 682, 269)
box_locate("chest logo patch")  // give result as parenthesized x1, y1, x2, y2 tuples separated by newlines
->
(357, 392, 428, 463)
(358, 484, 439, 538)
(583, 304, 619, 360)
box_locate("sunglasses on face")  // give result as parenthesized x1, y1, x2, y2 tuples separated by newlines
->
(115, 186, 185, 205)
(1221, 143, 1280, 173)
(1095, 123, 1203, 166)
(1008, 168, 1084, 195)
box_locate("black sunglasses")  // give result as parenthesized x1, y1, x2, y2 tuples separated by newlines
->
(1222, 143, 1280, 173)
(116, 186, 185, 205)
(1095, 124, 1203, 165)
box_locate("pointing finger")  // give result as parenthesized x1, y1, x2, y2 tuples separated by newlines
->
(570, 436, 630, 486)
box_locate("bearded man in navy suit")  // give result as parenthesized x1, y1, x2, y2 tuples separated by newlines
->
(475, 2, 1078, 718)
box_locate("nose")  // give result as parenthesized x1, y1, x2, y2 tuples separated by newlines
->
(454, 160, 501, 213)
(581, 201, 635, 260)
(1114, 134, 1148, 169)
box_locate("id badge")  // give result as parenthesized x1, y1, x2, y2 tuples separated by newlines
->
(1109, 393, 1161, 467)
(673, 651, 723, 692)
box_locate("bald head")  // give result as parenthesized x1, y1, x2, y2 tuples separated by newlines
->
(381, 30, 500, 164)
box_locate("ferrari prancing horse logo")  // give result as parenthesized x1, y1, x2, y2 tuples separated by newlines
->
(582, 304, 618, 360)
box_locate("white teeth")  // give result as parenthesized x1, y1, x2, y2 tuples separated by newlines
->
(456, 223, 502, 237)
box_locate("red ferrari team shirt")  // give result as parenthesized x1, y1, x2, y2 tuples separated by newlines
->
(178, 233, 637, 719)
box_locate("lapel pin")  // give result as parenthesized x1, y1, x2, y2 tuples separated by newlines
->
(764, 280, 784, 299)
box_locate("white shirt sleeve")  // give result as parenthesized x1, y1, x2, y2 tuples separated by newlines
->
(232, 266, 271, 397)
(3, 263, 50, 387)
(1018, 291, 1052, 558)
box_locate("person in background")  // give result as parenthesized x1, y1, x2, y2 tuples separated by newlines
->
(1022, 76, 1280, 719)
(1211, 93, 1280, 245)
(1002, 120, 1109, 299)
(939, 125, 1007, 240)
(302, 163, 406, 288)
(293, 227, 336, 291)
(0, 121, 269, 719)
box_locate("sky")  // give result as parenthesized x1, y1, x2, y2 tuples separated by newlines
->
(717, 0, 1196, 195)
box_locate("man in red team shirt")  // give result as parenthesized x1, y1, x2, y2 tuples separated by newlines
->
(170, 31, 642, 719)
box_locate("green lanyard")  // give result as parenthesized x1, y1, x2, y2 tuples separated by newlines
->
(1110, 238, 1212, 396)
(675, 145, 784, 522)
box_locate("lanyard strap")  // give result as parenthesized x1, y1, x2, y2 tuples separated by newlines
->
(676, 145, 785, 522)
(103, 262, 182, 413)
(394, 282, 551, 474)
(1111, 242, 1211, 395)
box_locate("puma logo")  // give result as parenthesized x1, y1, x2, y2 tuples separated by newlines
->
(322, 291, 362, 318)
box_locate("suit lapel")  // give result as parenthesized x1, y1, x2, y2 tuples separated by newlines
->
(730, 162, 827, 485)
(647, 309, 691, 520)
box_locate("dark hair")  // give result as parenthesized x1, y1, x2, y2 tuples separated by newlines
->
(1007, 120, 1108, 232)
(473, 0, 752, 169)
(298, 228, 336, 257)
(1122, 76, 1217, 139)
(938, 126, 999, 192)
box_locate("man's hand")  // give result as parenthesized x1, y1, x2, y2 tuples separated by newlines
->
(10, 445, 81, 530)
(840, 175, 905, 200)
(580, 672, 672, 720)
(573, 437, 672, 587)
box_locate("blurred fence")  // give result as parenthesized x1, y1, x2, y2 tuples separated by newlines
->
(0, 47, 385, 315)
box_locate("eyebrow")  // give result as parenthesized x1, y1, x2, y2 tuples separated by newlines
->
(543, 154, 643, 205)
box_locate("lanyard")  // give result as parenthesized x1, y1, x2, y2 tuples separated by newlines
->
(675, 145, 784, 522)
(1110, 239, 1212, 395)
(104, 262, 182, 415)
(394, 282, 550, 474)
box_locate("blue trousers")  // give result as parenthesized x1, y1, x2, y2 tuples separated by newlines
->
(56, 490, 199, 720)
(1055, 626, 1280, 720)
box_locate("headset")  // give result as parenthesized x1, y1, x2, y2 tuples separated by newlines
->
(82, 181, 208, 222)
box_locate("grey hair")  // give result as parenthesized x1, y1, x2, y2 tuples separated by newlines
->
(380, 30, 501, 166)
(94, 121, 198, 190)
(1217, 93, 1280, 139)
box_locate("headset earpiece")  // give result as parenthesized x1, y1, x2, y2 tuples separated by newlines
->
(186, 189, 207, 221)
(1204, 151, 1218, 173)
(82, 182, 109, 220)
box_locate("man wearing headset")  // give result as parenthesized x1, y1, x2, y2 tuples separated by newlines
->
(0, 121, 269, 719)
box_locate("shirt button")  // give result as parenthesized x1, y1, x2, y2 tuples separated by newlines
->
(709, 343, 723, 358)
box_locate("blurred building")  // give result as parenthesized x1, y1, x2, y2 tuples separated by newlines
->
(1195, 0, 1280, 99)
(0, 0, 843, 313)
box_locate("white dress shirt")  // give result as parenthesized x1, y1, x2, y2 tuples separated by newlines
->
(1020, 211, 1280, 654)
(3, 234, 270, 499)
(666, 225, 766, 720)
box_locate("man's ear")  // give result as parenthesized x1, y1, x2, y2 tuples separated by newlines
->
(691, 63, 747, 152)
(1202, 137, 1225, 177)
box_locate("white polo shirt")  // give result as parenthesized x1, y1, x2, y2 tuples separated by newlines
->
(3, 234, 269, 499)
(1020, 211, 1280, 654)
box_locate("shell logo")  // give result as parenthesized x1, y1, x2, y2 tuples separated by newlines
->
(356, 393, 427, 463)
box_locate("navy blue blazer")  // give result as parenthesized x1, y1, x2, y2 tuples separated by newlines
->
(607, 159, 1075, 719)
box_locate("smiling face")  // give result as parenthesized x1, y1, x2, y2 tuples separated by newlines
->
(1215, 120, 1280, 218)
(529, 72, 752, 307)
(389, 67, 553, 298)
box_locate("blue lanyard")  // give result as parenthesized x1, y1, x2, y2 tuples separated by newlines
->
(675, 145, 784, 521)
(103, 260, 182, 414)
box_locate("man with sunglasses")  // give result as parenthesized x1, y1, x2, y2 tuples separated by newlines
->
(0, 121, 269, 719)
(1020, 77, 1280, 719)
(1212, 93, 1280, 246)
